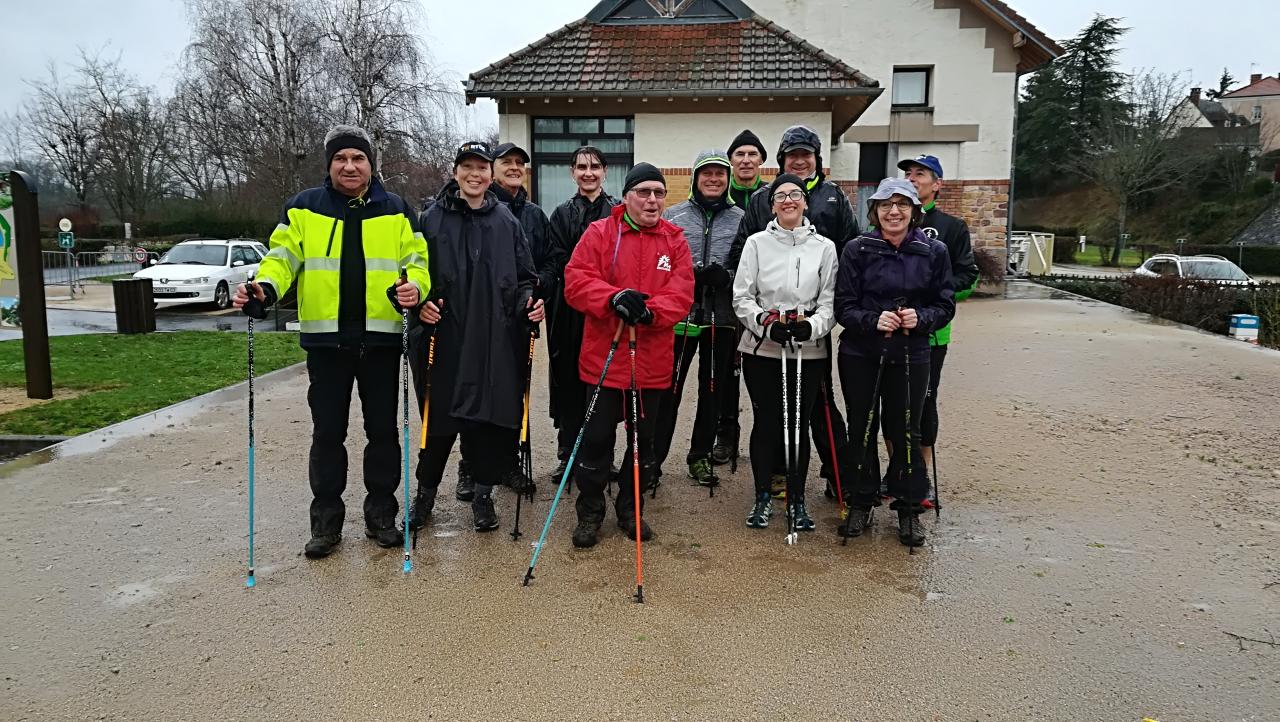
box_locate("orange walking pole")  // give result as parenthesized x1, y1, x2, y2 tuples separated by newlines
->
(627, 324, 645, 604)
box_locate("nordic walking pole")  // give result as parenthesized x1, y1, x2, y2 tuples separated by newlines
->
(788, 319, 803, 545)
(524, 321, 626, 587)
(399, 266, 414, 574)
(243, 275, 262, 589)
(842, 326, 891, 546)
(512, 326, 537, 542)
(410, 323, 437, 551)
(705, 296, 719, 498)
(627, 324, 645, 603)
(821, 379, 846, 520)
(899, 301, 917, 557)
(781, 330, 798, 546)
(932, 445, 942, 519)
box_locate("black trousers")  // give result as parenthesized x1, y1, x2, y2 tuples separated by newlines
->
(555, 376, 589, 460)
(742, 354, 821, 498)
(838, 353, 930, 505)
(653, 327, 738, 468)
(416, 424, 518, 496)
(772, 346, 849, 480)
(306, 346, 402, 536)
(921, 344, 948, 447)
(575, 388, 663, 524)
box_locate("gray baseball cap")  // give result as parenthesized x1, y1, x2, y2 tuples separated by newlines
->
(869, 177, 922, 204)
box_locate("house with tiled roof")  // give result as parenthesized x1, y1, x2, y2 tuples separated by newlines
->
(465, 0, 1062, 255)
(1220, 73, 1280, 154)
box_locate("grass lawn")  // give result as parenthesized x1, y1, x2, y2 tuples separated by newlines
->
(1070, 246, 1145, 268)
(0, 332, 305, 436)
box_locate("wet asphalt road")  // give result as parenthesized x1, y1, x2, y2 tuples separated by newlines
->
(1, 283, 1277, 721)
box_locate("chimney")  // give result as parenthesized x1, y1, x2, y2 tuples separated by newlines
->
(1190, 87, 1201, 105)
(1251, 73, 1263, 84)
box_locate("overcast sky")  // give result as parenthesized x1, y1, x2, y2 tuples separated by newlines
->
(6, 0, 1279, 133)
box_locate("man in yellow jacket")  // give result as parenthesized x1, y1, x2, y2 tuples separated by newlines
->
(235, 124, 429, 559)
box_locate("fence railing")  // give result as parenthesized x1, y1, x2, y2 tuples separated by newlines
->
(42, 248, 159, 295)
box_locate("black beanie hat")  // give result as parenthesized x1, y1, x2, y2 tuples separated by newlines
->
(767, 173, 809, 201)
(324, 124, 375, 169)
(623, 162, 665, 195)
(727, 129, 767, 163)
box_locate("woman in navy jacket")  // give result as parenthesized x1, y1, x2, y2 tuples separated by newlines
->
(834, 178, 954, 547)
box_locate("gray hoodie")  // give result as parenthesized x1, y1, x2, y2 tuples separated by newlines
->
(732, 217, 837, 360)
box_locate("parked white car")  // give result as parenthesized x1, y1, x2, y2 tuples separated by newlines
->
(133, 239, 268, 309)
(1134, 254, 1255, 285)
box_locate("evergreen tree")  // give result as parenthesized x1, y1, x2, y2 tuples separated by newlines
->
(1206, 67, 1235, 100)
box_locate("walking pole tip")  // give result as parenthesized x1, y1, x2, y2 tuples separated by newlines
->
(245, 570, 256, 588)
(522, 568, 534, 587)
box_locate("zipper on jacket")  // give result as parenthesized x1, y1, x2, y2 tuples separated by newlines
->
(325, 216, 339, 256)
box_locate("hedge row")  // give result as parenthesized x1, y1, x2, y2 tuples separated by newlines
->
(1036, 275, 1279, 348)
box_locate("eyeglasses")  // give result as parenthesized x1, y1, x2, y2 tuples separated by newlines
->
(630, 188, 667, 200)
(771, 190, 805, 203)
(877, 200, 915, 212)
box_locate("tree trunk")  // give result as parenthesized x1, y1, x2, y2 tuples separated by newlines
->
(1110, 200, 1127, 266)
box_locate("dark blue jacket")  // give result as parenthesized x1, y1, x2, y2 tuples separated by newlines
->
(835, 229, 955, 364)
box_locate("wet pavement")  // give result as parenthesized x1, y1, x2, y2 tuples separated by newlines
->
(1, 282, 1277, 720)
(0, 306, 297, 340)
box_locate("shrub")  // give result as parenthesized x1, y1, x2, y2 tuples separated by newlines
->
(974, 247, 1004, 283)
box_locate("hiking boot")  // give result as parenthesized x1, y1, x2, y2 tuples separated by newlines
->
(304, 533, 341, 559)
(501, 467, 535, 495)
(838, 506, 874, 538)
(617, 514, 654, 542)
(711, 428, 738, 466)
(897, 508, 926, 547)
(688, 458, 716, 487)
(550, 457, 570, 482)
(365, 523, 402, 548)
(770, 472, 787, 499)
(405, 491, 436, 532)
(455, 463, 475, 502)
(788, 500, 815, 532)
(472, 491, 499, 532)
(572, 518, 602, 548)
(746, 492, 772, 529)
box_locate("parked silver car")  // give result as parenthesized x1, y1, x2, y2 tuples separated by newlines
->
(1134, 254, 1254, 285)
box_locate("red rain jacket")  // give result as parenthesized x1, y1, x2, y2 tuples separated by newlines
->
(564, 204, 695, 390)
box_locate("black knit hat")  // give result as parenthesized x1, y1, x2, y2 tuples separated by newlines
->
(767, 173, 809, 201)
(324, 124, 375, 169)
(623, 162, 665, 195)
(727, 129, 767, 163)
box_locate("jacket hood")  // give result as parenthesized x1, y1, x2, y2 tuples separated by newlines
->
(764, 217, 819, 246)
(435, 179, 500, 214)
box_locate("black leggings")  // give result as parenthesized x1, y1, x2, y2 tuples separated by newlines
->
(838, 353, 930, 505)
(921, 344, 947, 447)
(742, 354, 821, 499)
(653, 326, 737, 468)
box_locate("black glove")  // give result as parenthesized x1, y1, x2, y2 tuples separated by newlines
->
(701, 262, 731, 289)
(610, 289, 653, 326)
(790, 319, 813, 342)
(767, 320, 791, 344)
(242, 282, 271, 320)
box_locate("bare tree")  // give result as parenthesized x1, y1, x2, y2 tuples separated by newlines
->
(1070, 71, 1208, 265)
(167, 75, 244, 202)
(80, 53, 174, 225)
(23, 62, 101, 210)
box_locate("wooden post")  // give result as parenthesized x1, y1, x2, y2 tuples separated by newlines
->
(10, 170, 52, 400)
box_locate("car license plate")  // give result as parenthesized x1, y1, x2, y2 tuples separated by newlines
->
(155, 286, 177, 293)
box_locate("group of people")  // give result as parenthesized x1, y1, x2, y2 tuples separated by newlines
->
(235, 121, 977, 560)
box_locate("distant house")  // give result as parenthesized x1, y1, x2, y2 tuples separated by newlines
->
(465, 0, 1061, 257)
(1173, 87, 1260, 153)
(1220, 73, 1280, 154)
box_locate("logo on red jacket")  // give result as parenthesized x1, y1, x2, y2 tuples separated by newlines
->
(656, 254, 671, 272)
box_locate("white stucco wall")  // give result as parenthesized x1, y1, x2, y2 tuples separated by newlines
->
(749, 0, 1024, 180)
(498, 113, 531, 150)
(1170, 100, 1213, 129)
(632, 111, 830, 169)
(1221, 95, 1280, 152)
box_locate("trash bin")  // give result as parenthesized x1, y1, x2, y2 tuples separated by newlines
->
(112, 278, 156, 334)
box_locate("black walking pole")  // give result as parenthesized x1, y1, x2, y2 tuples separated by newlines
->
(512, 326, 538, 542)
(704, 287, 720, 497)
(841, 327, 890, 546)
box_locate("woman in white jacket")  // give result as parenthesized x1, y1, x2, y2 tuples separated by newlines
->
(732, 174, 838, 532)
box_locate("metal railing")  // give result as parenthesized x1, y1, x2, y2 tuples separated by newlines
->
(42, 247, 159, 295)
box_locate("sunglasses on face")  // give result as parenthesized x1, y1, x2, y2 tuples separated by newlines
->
(631, 188, 667, 200)
(771, 190, 805, 203)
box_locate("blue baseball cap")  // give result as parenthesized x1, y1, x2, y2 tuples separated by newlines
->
(897, 154, 944, 179)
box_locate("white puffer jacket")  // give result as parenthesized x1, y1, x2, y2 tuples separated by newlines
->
(732, 218, 838, 360)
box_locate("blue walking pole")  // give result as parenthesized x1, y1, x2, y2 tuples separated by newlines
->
(523, 320, 625, 587)
(242, 275, 265, 589)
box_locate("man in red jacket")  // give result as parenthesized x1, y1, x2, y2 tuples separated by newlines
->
(563, 163, 695, 548)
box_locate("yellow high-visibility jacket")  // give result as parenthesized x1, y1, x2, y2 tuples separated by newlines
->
(257, 177, 429, 347)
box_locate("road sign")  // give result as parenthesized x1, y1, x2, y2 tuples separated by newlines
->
(134, 247, 147, 263)
(57, 231, 74, 249)
(58, 218, 72, 233)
